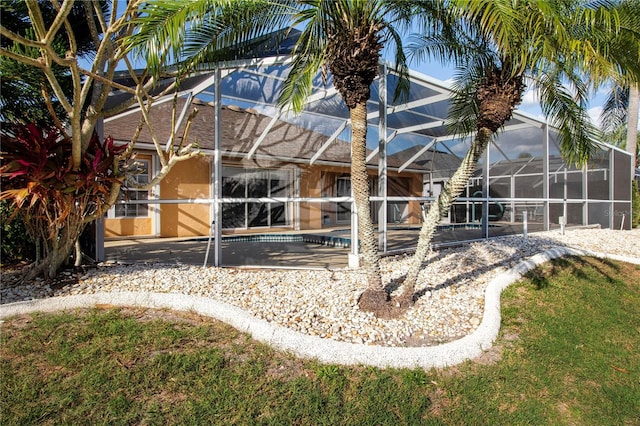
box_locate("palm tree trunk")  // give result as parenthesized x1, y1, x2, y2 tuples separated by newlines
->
(627, 84, 639, 168)
(350, 101, 387, 311)
(400, 128, 493, 302)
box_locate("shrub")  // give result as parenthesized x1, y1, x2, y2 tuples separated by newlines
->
(1, 124, 128, 278)
(0, 200, 35, 263)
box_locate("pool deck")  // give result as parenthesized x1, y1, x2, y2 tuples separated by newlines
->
(104, 222, 541, 269)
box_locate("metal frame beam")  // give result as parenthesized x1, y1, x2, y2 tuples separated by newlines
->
(247, 87, 340, 160)
(398, 139, 437, 173)
(309, 121, 350, 165)
(247, 112, 281, 159)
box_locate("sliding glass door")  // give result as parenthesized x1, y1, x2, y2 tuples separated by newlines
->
(222, 166, 292, 229)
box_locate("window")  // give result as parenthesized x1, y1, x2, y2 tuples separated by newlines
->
(222, 167, 292, 229)
(336, 175, 351, 222)
(113, 159, 150, 218)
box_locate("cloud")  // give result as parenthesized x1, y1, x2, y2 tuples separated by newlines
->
(588, 106, 603, 128)
(520, 87, 539, 106)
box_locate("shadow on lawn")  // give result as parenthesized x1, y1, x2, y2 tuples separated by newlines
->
(523, 255, 621, 290)
(389, 235, 624, 303)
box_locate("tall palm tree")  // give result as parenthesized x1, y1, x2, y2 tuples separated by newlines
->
(399, 0, 622, 300)
(278, 1, 414, 313)
(600, 83, 640, 165)
(598, 0, 640, 168)
(129, 0, 415, 314)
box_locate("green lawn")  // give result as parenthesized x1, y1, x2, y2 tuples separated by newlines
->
(2, 256, 639, 425)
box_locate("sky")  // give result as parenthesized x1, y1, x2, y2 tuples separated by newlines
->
(103, 1, 636, 133)
(405, 55, 623, 131)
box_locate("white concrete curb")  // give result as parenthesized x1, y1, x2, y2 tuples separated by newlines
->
(2, 247, 639, 369)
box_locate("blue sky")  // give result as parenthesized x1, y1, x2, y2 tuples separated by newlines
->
(405, 57, 619, 130)
(104, 1, 635, 132)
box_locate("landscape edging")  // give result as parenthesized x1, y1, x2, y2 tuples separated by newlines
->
(2, 247, 639, 369)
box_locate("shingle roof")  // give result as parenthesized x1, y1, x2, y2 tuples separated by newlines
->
(104, 98, 428, 171)
(105, 98, 347, 162)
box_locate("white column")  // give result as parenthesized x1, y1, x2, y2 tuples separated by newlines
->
(482, 145, 490, 238)
(608, 147, 614, 228)
(543, 123, 550, 230)
(213, 68, 223, 266)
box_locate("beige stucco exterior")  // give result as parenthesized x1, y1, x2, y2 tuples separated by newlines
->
(159, 155, 211, 237)
(104, 217, 153, 237)
(105, 154, 212, 238)
(105, 152, 423, 239)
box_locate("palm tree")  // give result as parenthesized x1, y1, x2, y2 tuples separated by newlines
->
(279, 1, 415, 313)
(600, 83, 640, 165)
(129, 0, 415, 314)
(399, 0, 622, 300)
(598, 0, 640, 168)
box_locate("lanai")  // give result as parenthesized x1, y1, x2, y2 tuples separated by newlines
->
(99, 36, 634, 268)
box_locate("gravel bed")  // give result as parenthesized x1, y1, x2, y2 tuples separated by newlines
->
(2, 228, 639, 347)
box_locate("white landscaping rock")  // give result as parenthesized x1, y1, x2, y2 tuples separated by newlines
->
(2, 228, 639, 368)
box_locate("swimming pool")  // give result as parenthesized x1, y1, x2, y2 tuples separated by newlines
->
(215, 223, 497, 249)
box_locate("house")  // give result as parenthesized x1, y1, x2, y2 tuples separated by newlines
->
(103, 98, 427, 238)
(99, 46, 633, 245)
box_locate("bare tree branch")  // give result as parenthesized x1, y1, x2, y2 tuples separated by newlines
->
(0, 26, 46, 49)
(43, 0, 75, 47)
(0, 47, 45, 68)
(40, 83, 69, 137)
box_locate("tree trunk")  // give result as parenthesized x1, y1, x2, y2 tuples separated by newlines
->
(22, 211, 86, 282)
(350, 102, 387, 312)
(399, 128, 493, 302)
(627, 84, 639, 168)
(74, 239, 83, 267)
(46, 236, 76, 279)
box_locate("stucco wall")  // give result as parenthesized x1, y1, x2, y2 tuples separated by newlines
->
(408, 175, 424, 224)
(104, 217, 152, 237)
(299, 166, 334, 230)
(160, 155, 211, 237)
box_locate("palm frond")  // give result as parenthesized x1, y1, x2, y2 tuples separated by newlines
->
(124, 0, 214, 77)
(381, 23, 410, 105)
(600, 83, 630, 132)
(180, 1, 294, 72)
(450, 0, 519, 54)
(124, 0, 295, 77)
(536, 68, 600, 166)
(446, 65, 482, 137)
(277, 2, 327, 113)
(277, 50, 324, 113)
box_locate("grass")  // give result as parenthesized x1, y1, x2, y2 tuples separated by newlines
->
(1, 256, 639, 425)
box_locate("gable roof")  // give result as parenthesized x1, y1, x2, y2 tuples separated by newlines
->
(103, 98, 429, 172)
(104, 98, 346, 163)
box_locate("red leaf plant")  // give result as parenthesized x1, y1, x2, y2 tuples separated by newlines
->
(1, 124, 130, 279)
